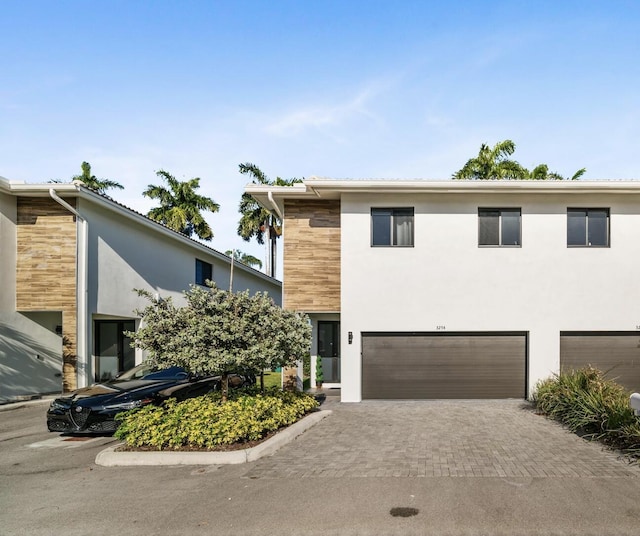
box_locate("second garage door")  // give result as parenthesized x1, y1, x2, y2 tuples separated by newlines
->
(362, 332, 527, 399)
(560, 332, 640, 392)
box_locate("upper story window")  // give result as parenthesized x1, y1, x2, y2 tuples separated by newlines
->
(371, 208, 414, 247)
(567, 208, 609, 247)
(195, 259, 213, 285)
(478, 208, 521, 247)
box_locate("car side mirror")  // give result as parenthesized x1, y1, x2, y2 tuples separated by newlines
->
(175, 371, 189, 381)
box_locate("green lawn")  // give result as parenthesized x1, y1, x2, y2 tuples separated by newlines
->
(261, 371, 282, 389)
(259, 371, 311, 390)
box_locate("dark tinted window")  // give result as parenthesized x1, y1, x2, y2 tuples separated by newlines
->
(479, 209, 500, 245)
(371, 208, 414, 247)
(478, 208, 521, 246)
(588, 209, 609, 246)
(567, 209, 609, 247)
(371, 209, 392, 246)
(567, 209, 587, 246)
(501, 209, 521, 246)
(196, 259, 213, 285)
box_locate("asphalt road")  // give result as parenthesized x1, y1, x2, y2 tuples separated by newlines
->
(1, 400, 640, 536)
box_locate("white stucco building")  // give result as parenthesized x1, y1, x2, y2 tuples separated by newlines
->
(247, 178, 640, 402)
(0, 177, 281, 402)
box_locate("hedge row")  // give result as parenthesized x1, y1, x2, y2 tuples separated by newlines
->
(114, 388, 319, 450)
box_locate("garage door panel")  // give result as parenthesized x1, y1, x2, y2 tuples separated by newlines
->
(362, 333, 526, 399)
(560, 333, 640, 392)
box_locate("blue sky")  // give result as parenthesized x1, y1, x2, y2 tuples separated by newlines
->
(2, 1, 639, 274)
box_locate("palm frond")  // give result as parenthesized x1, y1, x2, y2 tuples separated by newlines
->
(570, 168, 586, 181)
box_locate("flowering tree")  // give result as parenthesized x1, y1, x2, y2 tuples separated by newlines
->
(129, 285, 310, 400)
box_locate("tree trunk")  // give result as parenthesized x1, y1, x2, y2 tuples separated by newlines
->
(221, 372, 229, 403)
(260, 371, 265, 393)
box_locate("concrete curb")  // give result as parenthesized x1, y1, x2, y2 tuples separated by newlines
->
(95, 409, 332, 466)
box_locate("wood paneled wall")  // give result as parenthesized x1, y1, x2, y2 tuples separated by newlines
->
(16, 197, 78, 391)
(283, 200, 340, 311)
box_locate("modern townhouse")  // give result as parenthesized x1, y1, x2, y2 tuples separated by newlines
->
(0, 176, 281, 403)
(246, 178, 640, 402)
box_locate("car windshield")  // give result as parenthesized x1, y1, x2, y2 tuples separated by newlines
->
(111, 364, 188, 383)
(112, 364, 150, 382)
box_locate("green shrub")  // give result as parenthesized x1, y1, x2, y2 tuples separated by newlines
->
(533, 366, 640, 457)
(114, 388, 319, 450)
(315, 355, 323, 384)
(302, 353, 311, 378)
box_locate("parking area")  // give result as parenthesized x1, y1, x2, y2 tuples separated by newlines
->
(2, 398, 640, 536)
(246, 398, 640, 479)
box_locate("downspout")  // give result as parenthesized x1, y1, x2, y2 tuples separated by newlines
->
(49, 188, 89, 389)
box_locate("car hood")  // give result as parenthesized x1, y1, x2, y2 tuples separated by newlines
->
(56, 379, 186, 406)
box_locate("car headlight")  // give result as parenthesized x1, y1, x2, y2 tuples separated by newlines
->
(49, 400, 67, 411)
(102, 398, 153, 411)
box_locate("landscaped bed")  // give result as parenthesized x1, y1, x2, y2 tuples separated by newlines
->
(533, 366, 640, 460)
(114, 388, 319, 451)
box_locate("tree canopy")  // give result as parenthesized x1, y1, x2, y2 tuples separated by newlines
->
(143, 170, 219, 240)
(225, 249, 263, 270)
(528, 164, 586, 181)
(237, 162, 302, 277)
(51, 161, 124, 194)
(237, 162, 301, 245)
(129, 285, 311, 400)
(452, 140, 586, 181)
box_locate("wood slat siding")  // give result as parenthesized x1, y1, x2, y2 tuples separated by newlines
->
(362, 333, 527, 399)
(283, 200, 340, 311)
(16, 197, 78, 391)
(560, 332, 640, 392)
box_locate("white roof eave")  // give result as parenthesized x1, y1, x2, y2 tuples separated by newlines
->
(246, 178, 640, 204)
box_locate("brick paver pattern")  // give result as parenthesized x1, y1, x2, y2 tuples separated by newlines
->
(244, 399, 640, 479)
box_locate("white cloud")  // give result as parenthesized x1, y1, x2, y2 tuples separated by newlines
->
(264, 83, 386, 137)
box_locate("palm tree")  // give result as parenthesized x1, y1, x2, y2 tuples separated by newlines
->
(50, 161, 124, 194)
(528, 164, 586, 181)
(143, 170, 219, 240)
(225, 249, 263, 270)
(454, 140, 586, 181)
(453, 140, 528, 180)
(237, 163, 301, 276)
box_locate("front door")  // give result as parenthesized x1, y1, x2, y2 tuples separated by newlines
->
(318, 321, 340, 383)
(95, 320, 136, 382)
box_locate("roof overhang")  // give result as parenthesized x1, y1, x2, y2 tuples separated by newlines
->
(245, 177, 640, 212)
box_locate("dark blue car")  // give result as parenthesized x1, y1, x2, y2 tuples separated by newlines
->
(46, 364, 255, 434)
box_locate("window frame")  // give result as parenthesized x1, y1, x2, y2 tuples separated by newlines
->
(477, 207, 522, 248)
(566, 208, 610, 248)
(370, 207, 415, 248)
(195, 258, 213, 286)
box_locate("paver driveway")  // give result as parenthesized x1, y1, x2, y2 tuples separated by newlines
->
(244, 399, 640, 479)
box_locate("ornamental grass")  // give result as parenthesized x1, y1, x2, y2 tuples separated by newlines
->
(533, 366, 640, 459)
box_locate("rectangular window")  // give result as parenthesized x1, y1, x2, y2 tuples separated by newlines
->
(478, 208, 521, 246)
(195, 259, 213, 285)
(567, 208, 609, 247)
(371, 208, 414, 247)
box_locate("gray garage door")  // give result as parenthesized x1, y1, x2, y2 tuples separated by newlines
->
(362, 332, 527, 399)
(560, 332, 640, 392)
